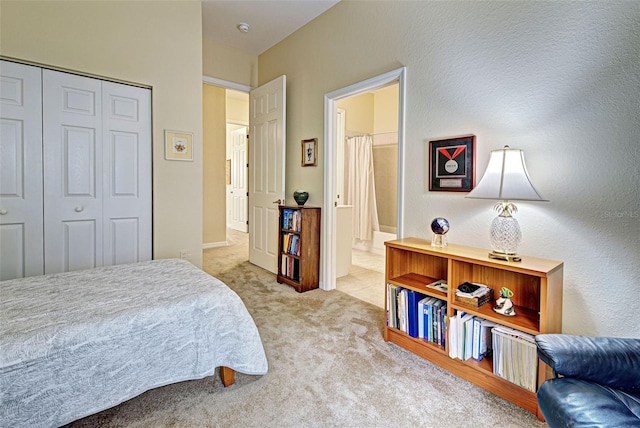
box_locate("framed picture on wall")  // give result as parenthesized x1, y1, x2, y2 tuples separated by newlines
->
(165, 130, 193, 161)
(428, 135, 475, 191)
(301, 138, 317, 166)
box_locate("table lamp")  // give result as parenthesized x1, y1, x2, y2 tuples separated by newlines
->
(466, 145, 547, 261)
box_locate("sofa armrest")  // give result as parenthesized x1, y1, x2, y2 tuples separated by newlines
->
(535, 334, 640, 392)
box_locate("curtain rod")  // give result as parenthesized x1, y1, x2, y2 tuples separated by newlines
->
(346, 130, 398, 136)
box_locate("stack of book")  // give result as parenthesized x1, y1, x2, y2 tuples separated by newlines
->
(281, 209, 302, 231)
(418, 295, 447, 346)
(455, 282, 493, 308)
(282, 233, 300, 256)
(280, 255, 300, 280)
(386, 284, 447, 345)
(448, 312, 497, 361)
(491, 326, 538, 392)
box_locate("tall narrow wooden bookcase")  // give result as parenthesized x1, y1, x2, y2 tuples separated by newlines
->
(276, 205, 321, 292)
(384, 237, 563, 420)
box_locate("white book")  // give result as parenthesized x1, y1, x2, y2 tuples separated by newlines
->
(448, 314, 458, 359)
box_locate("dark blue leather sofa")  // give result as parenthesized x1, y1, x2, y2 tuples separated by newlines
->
(535, 334, 640, 427)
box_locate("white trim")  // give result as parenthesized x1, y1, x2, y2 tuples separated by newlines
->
(322, 67, 407, 291)
(202, 75, 252, 92)
(202, 241, 228, 249)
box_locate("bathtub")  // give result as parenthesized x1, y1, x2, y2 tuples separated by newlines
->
(353, 229, 397, 255)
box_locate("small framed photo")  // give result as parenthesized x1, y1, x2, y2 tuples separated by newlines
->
(428, 135, 476, 191)
(301, 138, 317, 167)
(165, 130, 193, 161)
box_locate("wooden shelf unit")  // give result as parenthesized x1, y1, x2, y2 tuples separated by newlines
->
(276, 205, 321, 292)
(384, 237, 563, 420)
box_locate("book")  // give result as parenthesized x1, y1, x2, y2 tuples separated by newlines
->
(406, 289, 425, 338)
(431, 299, 445, 344)
(418, 296, 432, 339)
(421, 297, 435, 340)
(456, 282, 490, 298)
(478, 319, 497, 360)
(462, 314, 475, 360)
(397, 289, 407, 333)
(448, 314, 458, 359)
(426, 280, 448, 293)
(456, 312, 474, 360)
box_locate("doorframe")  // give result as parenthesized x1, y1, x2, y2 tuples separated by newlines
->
(202, 75, 252, 247)
(322, 67, 407, 291)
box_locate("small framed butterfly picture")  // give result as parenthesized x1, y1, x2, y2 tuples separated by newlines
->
(428, 135, 475, 192)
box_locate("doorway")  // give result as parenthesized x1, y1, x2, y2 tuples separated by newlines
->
(322, 67, 407, 298)
(334, 84, 400, 308)
(202, 77, 250, 250)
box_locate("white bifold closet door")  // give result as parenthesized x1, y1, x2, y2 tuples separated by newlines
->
(0, 61, 44, 280)
(0, 60, 151, 280)
(43, 69, 152, 275)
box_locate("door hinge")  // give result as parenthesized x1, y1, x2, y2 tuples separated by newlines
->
(246, 192, 249, 196)
(246, 220, 249, 225)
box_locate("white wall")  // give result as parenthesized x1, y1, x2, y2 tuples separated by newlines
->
(259, 1, 640, 337)
(1, 1, 204, 267)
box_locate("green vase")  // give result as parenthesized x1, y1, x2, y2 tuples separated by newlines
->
(293, 190, 309, 206)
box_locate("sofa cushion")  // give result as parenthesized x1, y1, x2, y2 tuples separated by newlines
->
(538, 378, 640, 428)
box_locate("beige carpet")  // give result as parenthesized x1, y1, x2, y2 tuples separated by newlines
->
(67, 231, 545, 427)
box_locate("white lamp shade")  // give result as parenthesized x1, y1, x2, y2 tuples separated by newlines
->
(467, 146, 547, 201)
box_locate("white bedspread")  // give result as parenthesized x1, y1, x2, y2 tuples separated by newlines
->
(0, 259, 268, 428)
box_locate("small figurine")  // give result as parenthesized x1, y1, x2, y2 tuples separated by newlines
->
(493, 287, 516, 316)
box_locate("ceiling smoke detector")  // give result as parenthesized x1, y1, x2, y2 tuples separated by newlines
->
(237, 23, 250, 33)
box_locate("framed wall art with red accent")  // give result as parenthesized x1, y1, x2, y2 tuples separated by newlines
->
(428, 135, 476, 192)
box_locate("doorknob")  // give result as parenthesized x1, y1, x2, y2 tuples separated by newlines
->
(74, 206, 84, 213)
(0, 209, 7, 215)
(272, 199, 282, 204)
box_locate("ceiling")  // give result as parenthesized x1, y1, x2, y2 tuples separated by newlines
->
(202, 0, 340, 55)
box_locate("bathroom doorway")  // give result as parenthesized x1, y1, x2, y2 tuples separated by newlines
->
(322, 67, 406, 306)
(335, 85, 399, 307)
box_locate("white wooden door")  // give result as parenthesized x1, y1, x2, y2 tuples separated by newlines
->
(249, 76, 286, 273)
(43, 70, 104, 274)
(101, 81, 152, 265)
(0, 61, 44, 280)
(42, 70, 152, 274)
(230, 127, 248, 232)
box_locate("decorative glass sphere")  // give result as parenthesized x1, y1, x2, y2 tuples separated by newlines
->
(430, 217, 450, 235)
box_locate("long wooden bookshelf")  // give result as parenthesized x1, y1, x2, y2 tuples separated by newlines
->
(384, 237, 563, 420)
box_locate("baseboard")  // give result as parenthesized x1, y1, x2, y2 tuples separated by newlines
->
(203, 241, 228, 249)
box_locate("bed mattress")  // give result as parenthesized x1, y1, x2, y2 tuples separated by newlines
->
(0, 259, 268, 427)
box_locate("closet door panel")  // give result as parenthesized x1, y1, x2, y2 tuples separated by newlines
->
(43, 70, 103, 274)
(0, 61, 43, 279)
(102, 82, 152, 265)
(63, 220, 98, 272)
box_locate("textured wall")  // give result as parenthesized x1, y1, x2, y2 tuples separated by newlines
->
(259, 1, 640, 337)
(1, 0, 204, 267)
(203, 84, 227, 246)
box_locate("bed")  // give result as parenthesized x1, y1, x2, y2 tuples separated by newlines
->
(0, 259, 268, 428)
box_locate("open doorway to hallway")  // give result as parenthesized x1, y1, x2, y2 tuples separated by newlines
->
(202, 82, 250, 251)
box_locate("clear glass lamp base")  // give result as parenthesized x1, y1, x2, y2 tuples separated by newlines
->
(489, 213, 522, 262)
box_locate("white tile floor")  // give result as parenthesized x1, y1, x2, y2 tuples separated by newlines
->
(335, 249, 386, 308)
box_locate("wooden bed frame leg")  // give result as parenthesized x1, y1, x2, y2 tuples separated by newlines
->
(220, 366, 235, 387)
